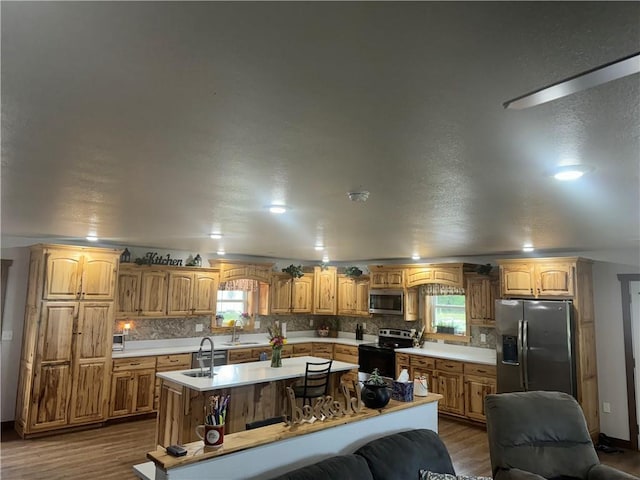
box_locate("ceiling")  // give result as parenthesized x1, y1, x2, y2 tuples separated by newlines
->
(2, 2, 639, 263)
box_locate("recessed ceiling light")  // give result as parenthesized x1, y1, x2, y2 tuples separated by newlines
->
(322, 254, 330, 263)
(268, 204, 288, 214)
(86, 235, 98, 242)
(522, 244, 535, 252)
(314, 244, 324, 251)
(549, 164, 593, 181)
(216, 249, 226, 256)
(411, 254, 421, 260)
(347, 191, 370, 202)
(210, 233, 222, 239)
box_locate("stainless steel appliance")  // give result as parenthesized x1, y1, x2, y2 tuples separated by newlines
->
(112, 333, 125, 351)
(368, 289, 404, 315)
(191, 349, 228, 368)
(496, 299, 576, 397)
(358, 328, 414, 380)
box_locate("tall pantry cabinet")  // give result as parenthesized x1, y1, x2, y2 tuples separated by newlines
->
(15, 244, 120, 437)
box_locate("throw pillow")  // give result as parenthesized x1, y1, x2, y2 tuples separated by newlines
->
(419, 471, 492, 480)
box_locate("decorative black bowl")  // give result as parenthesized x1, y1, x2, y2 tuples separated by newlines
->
(361, 383, 391, 409)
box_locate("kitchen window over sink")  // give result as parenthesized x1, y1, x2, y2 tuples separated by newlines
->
(214, 279, 262, 330)
(422, 284, 469, 342)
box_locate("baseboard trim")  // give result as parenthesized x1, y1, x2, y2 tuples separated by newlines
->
(1, 420, 15, 431)
(607, 436, 633, 450)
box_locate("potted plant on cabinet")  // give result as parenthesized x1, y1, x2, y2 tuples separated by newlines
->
(361, 368, 391, 409)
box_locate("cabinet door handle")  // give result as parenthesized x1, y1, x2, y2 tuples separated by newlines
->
(530, 288, 533, 294)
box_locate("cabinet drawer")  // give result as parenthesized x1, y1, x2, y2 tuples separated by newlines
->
(411, 355, 435, 369)
(251, 347, 271, 359)
(435, 359, 463, 373)
(334, 344, 357, 356)
(312, 343, 333, 355)
(156, 354, 191, 371)
(281, 345, 294, 357)
(228, 349, 253, 363)
(113, 356, 156, 372)
(293, 343, 312, 355)
(464, 363, 496, 377)
(396, 353, 410, 365)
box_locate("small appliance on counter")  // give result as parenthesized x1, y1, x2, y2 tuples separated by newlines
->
(112, 333, 125, 351)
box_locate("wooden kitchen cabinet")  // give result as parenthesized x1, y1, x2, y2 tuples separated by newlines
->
(368, 267, 404, 289)
(43, 247, 118, 301)
(334, 344, 358, 364)
(109, 356, 157, 417)
(313, 266, 337, 315)
(215, 260, 273, 284)
(116, 267, 167, 317)
(405, 264, 464, 288)
(270, 274, 313, 314)
(404, 287, 419, 321)
(166, 269, 219, 316)
(155, 354, 191, 410)
(228, 348, 254, 364)
(498, 259, 574, 298)
(337, 275, 370, 317)
(15, 245, 120, 438)
(312, 342, 333, 359)
(292, 343, 312, 357)
(466, 274, 499, 327)
(464, 363, 496, 422)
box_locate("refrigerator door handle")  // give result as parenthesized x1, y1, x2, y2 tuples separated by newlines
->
(522, 319, 529, 390)
(517, 320, 525, 390)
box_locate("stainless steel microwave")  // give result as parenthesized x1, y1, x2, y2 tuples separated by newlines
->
(369, 289, 404, 315)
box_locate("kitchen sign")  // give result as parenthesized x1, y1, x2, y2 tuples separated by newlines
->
(135, 252, 183, 266)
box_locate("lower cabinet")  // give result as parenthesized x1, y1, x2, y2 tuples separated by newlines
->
(109, 357, 157, 417)
(155, 354, 191, 411)
(312, 343, 333, 359)
(397, 352, 495, 423)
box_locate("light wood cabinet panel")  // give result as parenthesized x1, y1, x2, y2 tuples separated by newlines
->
(466, 274, 498, 326)
(191, 271, 219, 315)
(156, 380, 184, 448)
(337, 275, 370, 317)
(270, 276, 292, 314)
(293, 343, 312, 357)
(499, 259, 574, 298)
(155, 353, 191, 410)
(355, 279, 370, 316)
(109, 368, 156, 417)
(404, 288, 419, 321)
(334, 344, 358, 364)
(500, 262, 536, 297)
(313, 267, 337, 315)
(110, 371, 134, 417)
(138, 270, 168, 316)
(465, 375, 496, 422)
(405, 265, 464, 288)
(228, 348, 254, 364)
(271, 274, 313, 313)
(116, 269, 142, 316)
(165, 269, 219, 316)
(437, 371, 465, 416)
(396, 353, 411, 379)
(535, 262, 574, 297)
(32, 364, 73, 429)
(292, 276, 313, 313)
(216, 261, 273, 284)
(167, 271, 195, 316)
(258, 282, 270, 316)
(80, 253, 119, 300)
(312, 342, 333, 359)
(369, 268, 404, 289)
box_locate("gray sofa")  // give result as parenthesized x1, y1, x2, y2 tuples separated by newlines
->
(267, 429, 456, 480)
(485, 391, 639, 480)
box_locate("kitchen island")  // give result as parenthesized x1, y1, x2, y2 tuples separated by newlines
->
(155, 356, 359, 447)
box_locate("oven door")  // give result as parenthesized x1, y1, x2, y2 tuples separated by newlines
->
(358, 345, 396, 379)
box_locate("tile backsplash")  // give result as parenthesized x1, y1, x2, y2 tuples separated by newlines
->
(115, 313, 495, 350)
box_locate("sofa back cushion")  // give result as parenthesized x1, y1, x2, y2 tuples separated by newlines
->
(355, 429, 456, 480)
(267, 454, 374, 480)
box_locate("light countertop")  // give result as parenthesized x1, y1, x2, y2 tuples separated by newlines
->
(156, 355, 359, 391)
(397, 343, 496, 365)
(112, 332, 375, 359)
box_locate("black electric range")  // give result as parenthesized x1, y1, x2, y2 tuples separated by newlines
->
(358, 328, 414, 379)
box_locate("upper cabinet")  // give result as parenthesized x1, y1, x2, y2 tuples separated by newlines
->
(337, 275, 370, 317)
(368, 266, 404, 289)
(465, 274, 499, 326)
(498, 259, 575, 298)
(270, 273, 313, 314)
(405, 264, 464, 288)
(213, 260, 273, 284)
(44, 247, 118, 301)
(404, 287, 420, 321)
(313, 266, 337, 315)
(116, 265, 219, 318)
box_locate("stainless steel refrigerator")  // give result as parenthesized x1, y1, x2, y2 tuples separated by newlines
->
(495, 299, 576, 397)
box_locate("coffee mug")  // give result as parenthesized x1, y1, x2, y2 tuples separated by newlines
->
(195, 424, 224, 448)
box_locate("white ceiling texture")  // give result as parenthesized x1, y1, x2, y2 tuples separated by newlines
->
(1, 2, 639, 263)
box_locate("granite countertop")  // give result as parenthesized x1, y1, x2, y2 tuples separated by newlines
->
(156, 355, 359, 391)
(396, 343, 496, 366)
(112, 332, 376, 359)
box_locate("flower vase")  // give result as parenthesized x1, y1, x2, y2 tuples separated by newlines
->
(271, 347, 282, 368)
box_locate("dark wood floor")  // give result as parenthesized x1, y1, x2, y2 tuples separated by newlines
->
(2, 416, 639, 479)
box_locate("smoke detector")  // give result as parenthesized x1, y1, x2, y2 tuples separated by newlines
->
(347, 190, 370, 202)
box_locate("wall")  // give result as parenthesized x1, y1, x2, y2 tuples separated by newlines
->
(1, 247, 29, 422)
(593, 260, 640, 441)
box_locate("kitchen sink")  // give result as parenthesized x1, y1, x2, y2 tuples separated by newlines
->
(182, 370, 217, 378)
(221, 341, 261, 346)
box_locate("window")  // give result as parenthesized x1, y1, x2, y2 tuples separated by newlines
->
(216, 290, 248, 327)
(425, 294, 468, 339)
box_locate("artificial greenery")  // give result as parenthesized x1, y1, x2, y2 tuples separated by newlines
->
(282, 264, 304, 278)
(364, 368, 388, 386)
(344, 266, 363, 278)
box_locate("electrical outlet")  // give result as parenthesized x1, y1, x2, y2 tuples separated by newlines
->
(309, 319, 313, 327)
(603, 402, 611, 413)
(480, 333, 487, 343)
(362, 322, 366, 330)
(195, 323, 203, 332)
(254, 320, 261, 329)
(1, 330, 13, 341)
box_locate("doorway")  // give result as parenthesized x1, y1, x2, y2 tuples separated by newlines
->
(619, 274, 640, 451)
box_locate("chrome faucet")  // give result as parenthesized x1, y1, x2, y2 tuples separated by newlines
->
(198, 337, 215, 378)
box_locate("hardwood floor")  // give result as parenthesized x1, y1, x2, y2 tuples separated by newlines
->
(1, 416, 639, 479)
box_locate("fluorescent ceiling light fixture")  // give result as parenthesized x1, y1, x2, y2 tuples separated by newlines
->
(314, 244, 324, 251)
(411, 254, 421, 260)
(522, 244, 535, 253)
(504, 52, 640, 110)
(210, 233, 222, 239)
(550, 164, 593, 181)
(216, 249, 226, 256)
(86, 235, 98, 242)
(268, 204, 288, 214)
